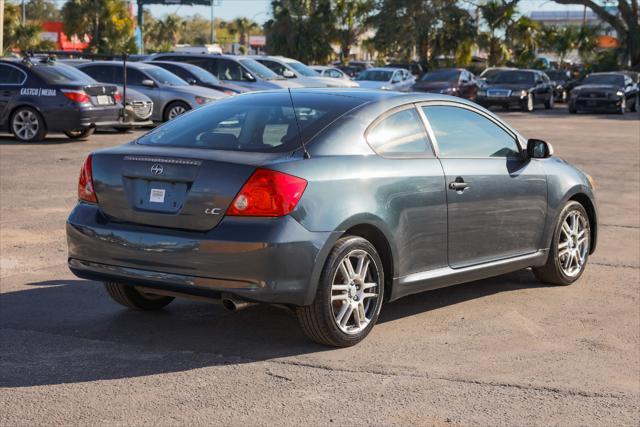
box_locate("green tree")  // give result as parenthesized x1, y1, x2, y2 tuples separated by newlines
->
(478, 0, 518, 66)
(553, 0, 639, 69)
(264, 0, 336, 64)
(25, 0, 60, 22)
(333, 0, 374, 62)
(507, 16, 540, 67)
(61, 0, 137, 53)
(229, 17, 259, 47)
(3, 1, 54, 53)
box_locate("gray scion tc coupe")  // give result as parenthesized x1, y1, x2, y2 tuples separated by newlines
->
(67, 89, 598, 347)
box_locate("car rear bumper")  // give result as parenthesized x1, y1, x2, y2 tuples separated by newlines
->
(66, 202, 338, 306)
(48, 104, 123, 131)
(476, 95, 524, 108)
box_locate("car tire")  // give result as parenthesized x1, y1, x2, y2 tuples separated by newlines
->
(163, 101, 190, 121)
(114, 126, 132, 133)
(544, 94, 554, 109)
(533, 201, 591, 286)
(618, 98, 626, 115)
(630, 96, 638, 112)
(104, 282, 174, 310)
(11, 107, 46, 142)
(296, 236, 385, 347)
(64, 127, 95, 140)
(521, 93, 534, 112)
(569, 103, 578, 114)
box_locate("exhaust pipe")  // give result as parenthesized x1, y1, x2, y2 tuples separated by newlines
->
(221, 293, 255, 311)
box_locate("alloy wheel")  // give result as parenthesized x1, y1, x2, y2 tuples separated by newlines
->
(168, 105, 187, 119)
(12, 110, 39, 141)
(527, 94, 534, 111)
(330, 249, 381, 335)
(558, 211, 589, 277)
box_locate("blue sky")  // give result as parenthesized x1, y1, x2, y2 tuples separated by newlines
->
(147, 0, 584, 23)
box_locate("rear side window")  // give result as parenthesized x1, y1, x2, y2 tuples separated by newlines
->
(0, 65, 26, 84)
(33, 64, 95, 84)
(137, 92, 366, 152)
(81, 65, 113, 83)
(423, 105, 520, 158)
(366, 107, 432, 157)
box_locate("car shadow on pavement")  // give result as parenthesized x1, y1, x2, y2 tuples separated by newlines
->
(0, 134, 75, 145)
(0, 269, 545, 388)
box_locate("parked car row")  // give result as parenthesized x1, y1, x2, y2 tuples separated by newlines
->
(2, 52, 637, 142)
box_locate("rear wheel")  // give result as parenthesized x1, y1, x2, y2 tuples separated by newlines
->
(11, 107, 46, 142)
(569, 103, 578, 114)
(630, 95, 638, 112)
(64, 127, 95, 140)
(533, 201, 590, 286)
(163, 101, 190, 121)
(104, 282, 174, 310)
(297, 236, 384, 347)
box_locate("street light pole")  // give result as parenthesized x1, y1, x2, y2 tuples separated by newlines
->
(210, 0, 215, 44)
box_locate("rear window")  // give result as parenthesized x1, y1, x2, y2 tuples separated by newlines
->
(32, 64, 95, 84)
(137, 92, 366, 152)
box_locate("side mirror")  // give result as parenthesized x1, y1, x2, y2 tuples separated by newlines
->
(527, 138, 554, 159)
(282, 69, 295, 78)
(187, 78, 197, 85)
(243, 72, 256, 82)
(141, 79, 155, 87)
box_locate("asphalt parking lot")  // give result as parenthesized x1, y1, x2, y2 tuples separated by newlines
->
(1, 106, 639, 425)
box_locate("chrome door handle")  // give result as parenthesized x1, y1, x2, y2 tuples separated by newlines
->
(449, 178, 469, 191)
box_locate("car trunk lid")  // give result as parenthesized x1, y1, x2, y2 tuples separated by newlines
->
(90, 146, 285, 231)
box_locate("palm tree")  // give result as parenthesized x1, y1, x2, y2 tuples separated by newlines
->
(479, 0, 518, 66)
(507, 16, 540, 67)
(228, 17, 259, 50)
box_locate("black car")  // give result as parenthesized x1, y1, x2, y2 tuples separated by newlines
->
(544, 69, 576, 103)
(569, 72, 639, 114)
(384, 61, 425, 78)
(476, 69, 555, 112)
(146, 61, 248, 95)
(0, 58, 122, 142)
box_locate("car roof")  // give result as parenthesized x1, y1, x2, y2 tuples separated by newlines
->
(151, 52, 244, 61)
(77, 60, 159, 70)
(365, 67, 404, 72)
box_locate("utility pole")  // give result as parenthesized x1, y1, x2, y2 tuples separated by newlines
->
(210, 0, 215, 44)
(0, 0, 4, 55)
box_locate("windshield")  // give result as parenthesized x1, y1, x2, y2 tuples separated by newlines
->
(356, 70, 393, 82)
(183, 64, 220, 84)
(32, 64, 95, 84)
(137, 92, 366, 152)
(545, 70, 569, 81)
(238, 59, 280, 80)
(287, 61, 319, 77)
(420, 70, 460, 82)
(493, 71, 535, 85)
(145, 67, 188, 86)
(582, 74, 624, 86)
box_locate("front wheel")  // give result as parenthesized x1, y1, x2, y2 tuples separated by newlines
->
(521, 93, 534, 112)
(64, 127, 95, 140)
(297, 236, 385, 347)
(629, 96, 638, 112)
(104, 282, 174, 310)
(163, 101, 190, 121)
(533, 201, 590, 285)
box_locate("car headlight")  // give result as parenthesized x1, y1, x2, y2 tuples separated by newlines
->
(195, 96, 214, 105)
(380, 86, 391, 90)
(439, 87, 456, 94)
(520, 90, 528, 98)
(616, 90, 624, 97)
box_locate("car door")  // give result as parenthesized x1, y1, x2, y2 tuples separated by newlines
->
(421, 103, 547, 268)
(0, 64, 26, 126)
(365, 105, 448, 276)
(390, 71, 402, 90)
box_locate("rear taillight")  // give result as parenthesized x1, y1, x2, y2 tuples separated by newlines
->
(62, 90, 90, 103)
(227, 169, 307, 217)
(78, 154, 97, 203)
(114, 91, 122, 103)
